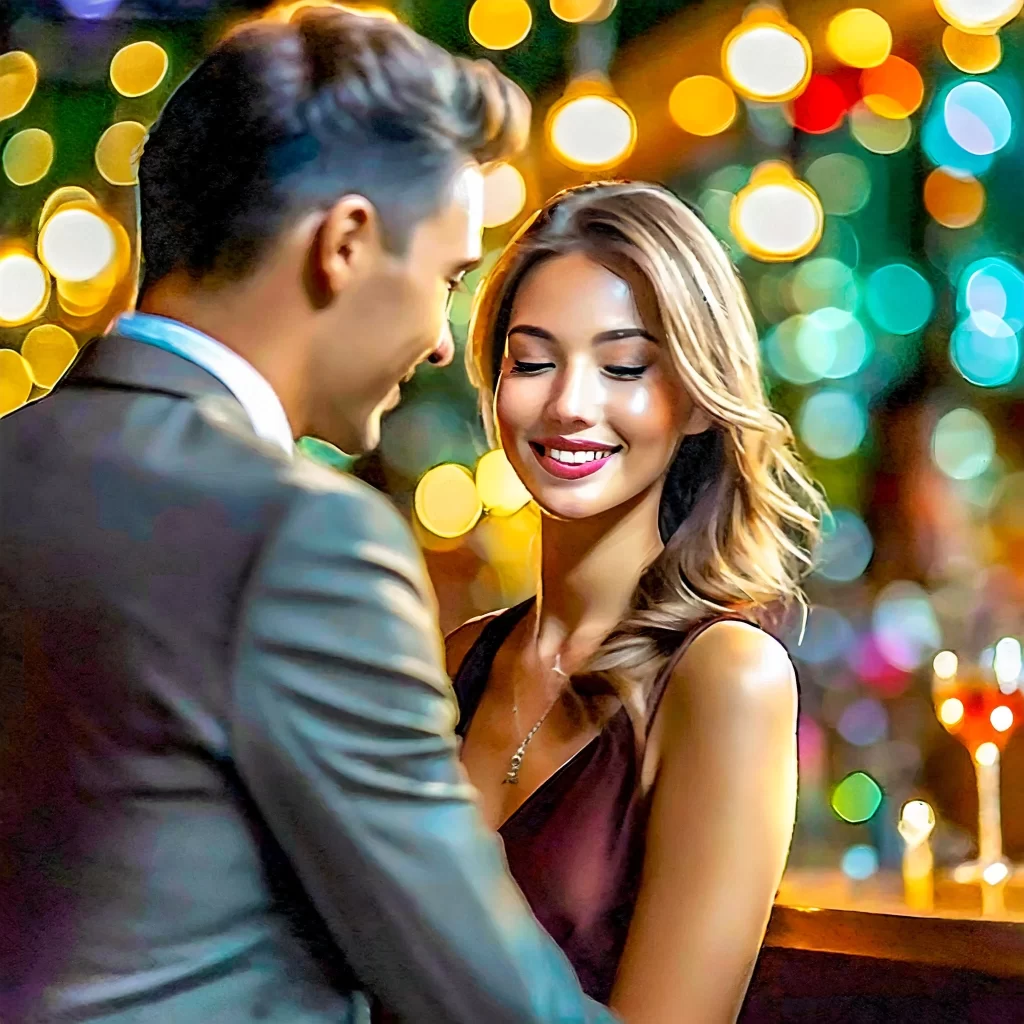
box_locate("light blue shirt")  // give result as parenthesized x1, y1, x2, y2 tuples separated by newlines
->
(114, 312, 294, 456)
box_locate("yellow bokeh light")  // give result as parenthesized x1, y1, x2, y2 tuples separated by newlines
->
(939, 696, 965, 726)
(475, 448, 531, 516)
(934, 0, 1022, 35)
(414, 463, 483, 539)
(40, 186, 97, 230)
(110, 41, 169, 98)
(0, 51, 38, 122)
(0, 252, 50, 327)
(39, 205, 116, 283)
(991, 705, 1014, 732)
(468, 0, 533, 51)
(550, 0, 602, 21)
(721, 17, 811, 103)
(21, 324, 78, 389)
(482, 162, 527, 228)
(264, 0, 398, 22)
(976, 741, 999, 766)
(548, 90, 637, 171)
(983, 861, 1009, 885)
(897, 799, 935, 846)
(826, 8, 892, 69)
(0, 349, 34, 417)
(669, 75, 737, 137)
(730, 166, 823, 263)
(942, 25, 1002, 73)
(850, 101, 912, 154)
(933, 649, 959, 679)
(95, 121, 147, 187)
(2, 128, 54, 187)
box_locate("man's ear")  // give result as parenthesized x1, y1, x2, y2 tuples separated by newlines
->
(312, 194, 381, 302)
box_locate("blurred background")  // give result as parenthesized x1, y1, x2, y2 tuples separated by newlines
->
(3, 0, 1024, 881)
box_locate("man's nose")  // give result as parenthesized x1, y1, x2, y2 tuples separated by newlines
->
(428, 321, 455, 367)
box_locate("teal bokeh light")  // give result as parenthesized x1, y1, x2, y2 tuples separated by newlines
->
(950, 314, 1021, 388)
(923, 82, 995, 177)
(945, 81, 1013, 158)
(798, 389, 868, 460)
(866, 264, 934, 336)
(958, 256, 1024, 332)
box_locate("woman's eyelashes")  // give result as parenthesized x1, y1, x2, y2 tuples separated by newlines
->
(509, 359, 650, 379)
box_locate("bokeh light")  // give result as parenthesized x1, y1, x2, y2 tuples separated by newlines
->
(950, 315, 1020, 387)
(826, 8, 892, 69)
(791, 74, 849, 135)
(932, 407, 995, 480)
(475, 448, 531, 516)
(934, 649, 959, 680)
(468, 0, 532, 51)
(934, 0, 1023, 34)
(861, 56, 925, 120)
(832, 771, 883, 823)
(38, 206, 116, 282)
(58, 0, 123, 17)
(0, 252, 50, 327)
(414, 463, 483, 539)
(865, 264, 934, 335)
(39, 186, 97, 229)
(730, 165, 824, 262)
(482, 162, 527, 228)
(21, 324, 78, 389)
(550, 0, 603, 22)
(805, 154, 871, 215)
(991, 704, 1014, 732)
(944, 81, 1013, 157)
(798, 389, 867, 459)
(669, 76, 737, 137)
(898, 801, 936, 846)
(721, 17, 811, 104)
(2, 128, 54, 187)
(924, 168, 985, 228)
(976, 741, 999, 767)
(994, 636, 1021, 690)
(95, 121, 147, 186)
(790, 605, 856, 664)
(791, 258, 858, 313)
(841, 844, 880, 880)
(850, 101, 913, 154)
(548, 91, 637, 171)
(110, 41, 168, 98)
(874, 580, 941, 671)
(0, 51, 38, 122)
(816, 508, 874, 581)
(940, 697, 965, 725)
(0, 349, 34, 417)
(765, 315, 819, 384)
(838, 698, 888, 747)
(959, 256, 1024, 331)
(942, 26, 1002, 74)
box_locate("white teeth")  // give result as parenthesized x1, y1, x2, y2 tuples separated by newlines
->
(547, 448, 608, 464)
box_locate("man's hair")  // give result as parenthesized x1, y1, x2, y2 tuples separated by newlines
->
(138, 7, 529, 288)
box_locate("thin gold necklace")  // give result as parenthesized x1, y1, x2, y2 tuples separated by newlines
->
(503, 654, 569, 786)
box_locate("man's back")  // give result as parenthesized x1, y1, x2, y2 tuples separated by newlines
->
(0, 337, 361, 1021)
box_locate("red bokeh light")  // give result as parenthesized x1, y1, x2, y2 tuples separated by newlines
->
(792, 73, 850, 134)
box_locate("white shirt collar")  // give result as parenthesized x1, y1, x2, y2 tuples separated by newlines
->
(114, 312, 294, 456)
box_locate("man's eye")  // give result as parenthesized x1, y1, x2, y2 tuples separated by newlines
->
(510, 360, 555, 375)
(605, 365, 649, 379)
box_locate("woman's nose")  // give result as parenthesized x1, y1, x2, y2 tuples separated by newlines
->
(548, 360, 600, 428)
(428, 320, 455, 367)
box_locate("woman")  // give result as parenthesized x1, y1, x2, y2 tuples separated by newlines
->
(447, 182, 824, 1022)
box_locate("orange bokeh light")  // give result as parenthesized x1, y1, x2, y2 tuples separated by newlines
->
(923, 168, 985, 228)
(861, 56, 924, 119)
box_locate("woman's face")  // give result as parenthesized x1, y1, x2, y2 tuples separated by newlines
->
(495, 251, 703, 522)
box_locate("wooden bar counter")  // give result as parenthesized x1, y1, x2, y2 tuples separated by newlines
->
(740, 869, 1024, 1023)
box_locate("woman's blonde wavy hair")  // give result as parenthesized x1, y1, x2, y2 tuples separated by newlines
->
(467, 181, 825, 722)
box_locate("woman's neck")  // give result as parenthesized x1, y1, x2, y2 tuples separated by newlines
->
(533, 486, 664, 665)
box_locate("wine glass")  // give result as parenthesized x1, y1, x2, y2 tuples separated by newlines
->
(931, 639, 1023, 884)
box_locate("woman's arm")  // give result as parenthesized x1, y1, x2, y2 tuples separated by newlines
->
(610, 620, 798, 1024)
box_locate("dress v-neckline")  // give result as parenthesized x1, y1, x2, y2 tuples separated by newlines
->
(453, 598, 622, 833)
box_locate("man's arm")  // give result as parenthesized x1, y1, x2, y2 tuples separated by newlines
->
(231, 477, 616, 1024)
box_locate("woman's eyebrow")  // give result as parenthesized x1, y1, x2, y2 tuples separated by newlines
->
(507, 324, 556, 341)
(593, 327, 659, 343)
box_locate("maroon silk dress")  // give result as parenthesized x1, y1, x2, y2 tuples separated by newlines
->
(453, 600, 747, 1003)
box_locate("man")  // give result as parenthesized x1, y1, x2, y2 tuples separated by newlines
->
(0, 9, 615, 1023)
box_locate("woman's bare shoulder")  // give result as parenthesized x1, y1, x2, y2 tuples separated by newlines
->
(444, 610, 505, 677)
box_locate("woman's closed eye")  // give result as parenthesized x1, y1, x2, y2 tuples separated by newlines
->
(510, 359, 556, 375)
(605, 364, 649, 379)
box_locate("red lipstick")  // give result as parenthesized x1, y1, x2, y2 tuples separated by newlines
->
(529, 437, 622, 481)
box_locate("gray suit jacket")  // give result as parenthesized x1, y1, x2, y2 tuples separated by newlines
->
(0, 335, 614, 1024)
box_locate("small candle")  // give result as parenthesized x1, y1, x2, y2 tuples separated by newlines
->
(981, 860, 1008, 916)
(898, 800, 936, 913)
